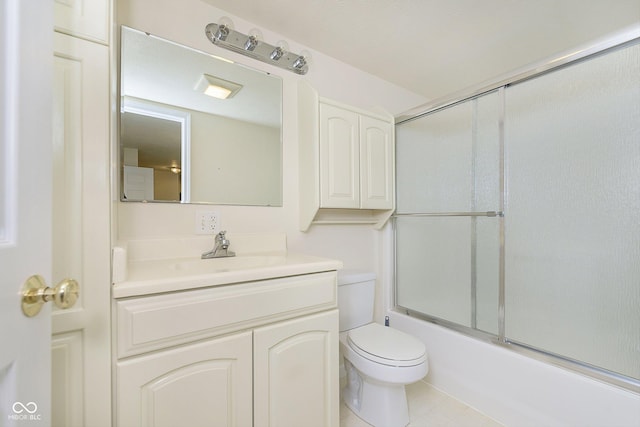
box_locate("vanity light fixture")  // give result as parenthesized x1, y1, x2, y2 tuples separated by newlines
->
(170, 165, 181, 174)
(195, 73, 243, 100)
(205, 18, 310, 75)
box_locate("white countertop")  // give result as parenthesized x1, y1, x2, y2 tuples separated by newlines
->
(112, 252, 343, 299)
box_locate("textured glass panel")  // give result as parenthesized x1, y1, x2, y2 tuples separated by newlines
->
(473, 92, 501, 212)
(473, 92, 501, 334)
(504, 42, 640, 379)
(396, 92, 501, 214)
(475, 217, 500, 334)
(395, 216, 500, 332)
(395, 91, 501, 332)
(396, 102, 473, 213)
(396, 216, 472, 326)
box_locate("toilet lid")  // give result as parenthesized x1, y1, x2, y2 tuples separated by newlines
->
(348, 323, 427, 367)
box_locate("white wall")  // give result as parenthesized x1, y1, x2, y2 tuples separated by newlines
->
(115, 0, 426, 272)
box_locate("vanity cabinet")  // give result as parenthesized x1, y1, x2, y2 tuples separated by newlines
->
(299, 81, 395, 231)
(114, 271, 339, 427)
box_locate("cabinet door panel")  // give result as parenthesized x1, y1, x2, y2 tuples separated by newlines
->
(117, 331, 252, 427)
(319, 103, 360, 208)
(254, 310, 339, 427)
(54, 0, 109, 43)
(360, 115, 393, 209)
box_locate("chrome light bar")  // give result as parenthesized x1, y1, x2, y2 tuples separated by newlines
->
(205, 22, 310, 75)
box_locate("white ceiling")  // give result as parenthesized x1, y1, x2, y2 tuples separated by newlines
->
(202, 0, 639, 101)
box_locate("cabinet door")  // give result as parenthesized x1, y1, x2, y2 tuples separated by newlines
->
(254, 310, 339, 427)
(116, 331, 252, 427)
(360, 115, 394, 209)
(319, 103, 360, 208)
(54, 0, 110, 44)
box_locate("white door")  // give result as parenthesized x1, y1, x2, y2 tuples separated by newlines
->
(0, 0, 54, 424)
(124, 165, 155, 201)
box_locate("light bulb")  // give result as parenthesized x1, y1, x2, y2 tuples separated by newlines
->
(244, 28, 262, 51)
(270, 40, 289, 61)
(293, 49, 312, 71)
(214, 16, 234, 41)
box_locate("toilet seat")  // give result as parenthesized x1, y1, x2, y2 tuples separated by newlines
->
(347, 323, 427, 367)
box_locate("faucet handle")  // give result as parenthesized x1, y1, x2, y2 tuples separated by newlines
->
(217, 231, 231, 250)
(216, 231, 230, 248)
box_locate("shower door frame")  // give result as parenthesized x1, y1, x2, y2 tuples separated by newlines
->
(392, 26, 640, 393)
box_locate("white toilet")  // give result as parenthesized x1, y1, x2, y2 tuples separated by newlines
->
(338, 270, 428, 427)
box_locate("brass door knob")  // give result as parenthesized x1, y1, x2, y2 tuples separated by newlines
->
(21, 275, 79, 317)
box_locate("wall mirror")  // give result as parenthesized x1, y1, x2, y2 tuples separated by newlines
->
(120, 26, 283, 206)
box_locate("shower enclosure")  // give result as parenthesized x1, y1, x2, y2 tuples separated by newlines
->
(394, 36, 639, 390)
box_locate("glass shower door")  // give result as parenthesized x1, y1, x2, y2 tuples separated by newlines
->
(395, 91, 502, 334)
(394, 38, 640, 387)
(503, 42, 640, 380)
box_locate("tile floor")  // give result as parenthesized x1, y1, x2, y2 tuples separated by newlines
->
(340, 380, 504, 427)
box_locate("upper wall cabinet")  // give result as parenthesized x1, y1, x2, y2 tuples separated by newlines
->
(319, 103, 394, 210)
(299, 81, 395, 231)
(54, 0, 110, 43)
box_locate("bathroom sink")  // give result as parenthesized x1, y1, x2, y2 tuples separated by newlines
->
(169, 255, 285, 273)
(113, 251, 343, 298)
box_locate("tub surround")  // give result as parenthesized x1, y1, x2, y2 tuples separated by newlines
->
(389, 312, 640, 427)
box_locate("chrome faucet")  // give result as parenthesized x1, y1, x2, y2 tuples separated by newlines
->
(202, 230, 236, 259)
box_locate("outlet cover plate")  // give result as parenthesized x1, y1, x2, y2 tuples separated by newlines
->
(195, 210, 219, 234)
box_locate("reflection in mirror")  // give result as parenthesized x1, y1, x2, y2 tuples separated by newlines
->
(120, 26, 283, 206)
(121, 98, 189, 202)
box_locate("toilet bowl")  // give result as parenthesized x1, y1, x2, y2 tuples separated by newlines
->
(338, 271, 428, 427)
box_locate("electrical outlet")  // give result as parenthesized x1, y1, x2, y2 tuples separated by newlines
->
(195, 210, 219, 234)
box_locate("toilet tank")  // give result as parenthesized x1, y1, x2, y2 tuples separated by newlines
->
(337, 270, 376, 331)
